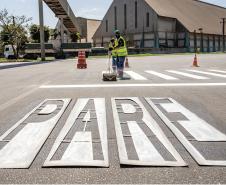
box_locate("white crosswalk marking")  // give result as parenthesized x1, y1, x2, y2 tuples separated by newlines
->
(124, 71, 147, 80)
(187, 70, 226, 78)
(167, 70, 209, 80)
(145, 70, 178, 80)
(209, 69, 226, 74)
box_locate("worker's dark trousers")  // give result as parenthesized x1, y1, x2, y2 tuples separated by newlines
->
(117, 56, 126, 78)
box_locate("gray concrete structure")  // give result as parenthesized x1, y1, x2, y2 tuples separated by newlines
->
(76, 18, 101, 43)
(43, 0, 81, 34)
(93, 0, 226, 52)
(38, 0, 45, 60)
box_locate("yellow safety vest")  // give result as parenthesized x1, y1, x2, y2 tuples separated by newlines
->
(116, 36, 128, 57)
(109, 40, 118, 57)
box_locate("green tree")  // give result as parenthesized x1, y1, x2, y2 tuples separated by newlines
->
(50, 28, 58, 40)
(71, 32, 80, 42)
(0, 9, 31, 58)
(29, 24, 50, 43)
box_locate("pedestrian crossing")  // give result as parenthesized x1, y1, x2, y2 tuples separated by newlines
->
(209, 69, 226, 74)
(118, 69, 226, 81)
(124, 71, 147, 80)
(186, 70, 226, 78)
(167, 70, 210, 80)
(145, 70, 178, 80)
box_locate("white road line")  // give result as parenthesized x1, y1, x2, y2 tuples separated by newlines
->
(0, 87, 38, 112)
(124, 71, 147, 80)
(43, 98, 109, 167)
(160, 101, 226, 141)
(145, 70, 178, 80)
(209, 69, 226, 74)
(146, 97, 226, 166)
(62, 132, 93, 162)
(128, 121, 165, 161)
(111, 97, 187, 166)
(0, 99, 70, 169)
(0, 82, 50, 112)
(40, 83, 226, 89)
(167, 70, 209, 80)
(187, 70, 226, 78)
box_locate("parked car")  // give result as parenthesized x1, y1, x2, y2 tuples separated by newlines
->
(4, 45, 16, 59)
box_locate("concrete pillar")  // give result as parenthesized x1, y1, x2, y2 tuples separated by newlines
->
(207, 35, 210, 52)
(194, 30, 197, 53)
(200, 32, 204, 52)
(38, 0, 45, 61)
(155, 31, 159, 48)
(185, 31, 190, 52)
(165, 32, 168, 47)
(213, 35, 216, 52)
(222, 18, 225, 52)
(60, 17, 64, 44)
(219, 35, 221, 51)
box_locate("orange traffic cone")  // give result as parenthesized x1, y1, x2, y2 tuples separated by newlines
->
(192, 54, 199, 67)
(77, 51, 87, 69)
(125, 57, 130, 68)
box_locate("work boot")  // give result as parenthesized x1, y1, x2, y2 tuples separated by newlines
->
(112, 66, 117, 74)
(117, 70, 124, 80)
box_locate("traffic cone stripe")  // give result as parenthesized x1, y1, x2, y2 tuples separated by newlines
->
(77, 51, 87, 69)
(192, 54, 199, 67)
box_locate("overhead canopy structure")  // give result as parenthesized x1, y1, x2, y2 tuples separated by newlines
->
(43, 0, 81, 34)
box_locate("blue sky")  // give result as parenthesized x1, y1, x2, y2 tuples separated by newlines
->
(0, 0, 226, 28)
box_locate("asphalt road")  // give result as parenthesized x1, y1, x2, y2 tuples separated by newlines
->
(0, 53, 226, 184)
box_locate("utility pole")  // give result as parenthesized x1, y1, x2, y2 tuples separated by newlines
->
(60, 17, 64, 44)
(221, 18, 226, 52)
(38, 0, 45, 61)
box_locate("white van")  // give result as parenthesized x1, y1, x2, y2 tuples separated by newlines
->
(4, 45, 16, 59)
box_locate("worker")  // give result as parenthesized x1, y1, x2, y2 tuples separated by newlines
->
(108, 37, 118, 73)
(114, 30, 128, 79)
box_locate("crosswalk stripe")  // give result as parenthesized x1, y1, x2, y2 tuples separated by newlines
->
(124, 71, 147, 80)
(187, 70, 226, 78)
(145, 70, 178, 80)
(167, 70, 209, 80)
(209, 69, 226, 74)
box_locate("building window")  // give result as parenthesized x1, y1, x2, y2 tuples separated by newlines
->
(146, 12, 150, 27)
(135, 1, 138, 28)
(114, 6, 117, 29)
(124, 4, 127, 30)
(106, 20, 108, 32)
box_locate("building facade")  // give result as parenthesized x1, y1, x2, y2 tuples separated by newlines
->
(93, 0, 226, 52)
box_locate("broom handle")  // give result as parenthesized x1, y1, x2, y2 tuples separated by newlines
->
(108, 54, 111, 73)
